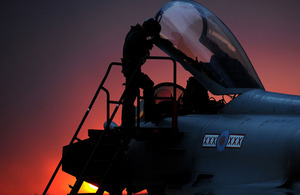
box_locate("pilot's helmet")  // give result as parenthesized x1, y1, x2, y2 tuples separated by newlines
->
(186, 77, 208, 99)
(143, 18, 161, 36)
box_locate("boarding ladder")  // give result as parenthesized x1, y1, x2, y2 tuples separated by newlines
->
(42, 56, 179, 195)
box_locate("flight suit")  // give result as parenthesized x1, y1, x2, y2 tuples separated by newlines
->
(122, 24, 154, 127)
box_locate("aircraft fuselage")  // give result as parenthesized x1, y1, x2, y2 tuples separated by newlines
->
(128, 89, 300, 193)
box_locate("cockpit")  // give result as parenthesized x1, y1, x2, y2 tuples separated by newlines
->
(138, 78, 226, 123)
(154, 0, 264, 95)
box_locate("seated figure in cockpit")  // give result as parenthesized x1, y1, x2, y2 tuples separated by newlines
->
(181, 77, 210, 114)
(181, 77, 225, 114)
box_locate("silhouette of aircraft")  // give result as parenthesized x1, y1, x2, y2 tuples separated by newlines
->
(43, 0, 300, 194)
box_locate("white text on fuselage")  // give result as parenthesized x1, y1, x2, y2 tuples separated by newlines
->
(202, 133, 245, 149)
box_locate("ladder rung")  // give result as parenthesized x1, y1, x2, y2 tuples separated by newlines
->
(109, 100, 122, 104)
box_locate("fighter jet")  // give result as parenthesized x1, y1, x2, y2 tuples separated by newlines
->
(44, 0, 300, 194)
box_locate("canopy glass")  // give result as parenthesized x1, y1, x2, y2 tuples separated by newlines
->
(155, 0, 264, 95)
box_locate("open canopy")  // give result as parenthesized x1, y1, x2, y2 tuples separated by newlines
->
(155, 0, 264, 95)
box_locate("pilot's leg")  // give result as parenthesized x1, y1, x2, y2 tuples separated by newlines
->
(122, 72, 140, 128)
(139, 72, 155, 122)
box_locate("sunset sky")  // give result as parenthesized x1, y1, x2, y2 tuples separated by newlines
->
(1, 0, 300, 194)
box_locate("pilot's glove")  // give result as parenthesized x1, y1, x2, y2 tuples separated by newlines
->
(150, 34, 160, 44)
(146, 39, 154, 50)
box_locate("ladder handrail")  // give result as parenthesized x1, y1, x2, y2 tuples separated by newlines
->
(42, 62, 122, 195)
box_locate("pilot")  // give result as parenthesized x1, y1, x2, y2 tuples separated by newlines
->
(181, 77, 210, 114)
(122, 18, 161, 128)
